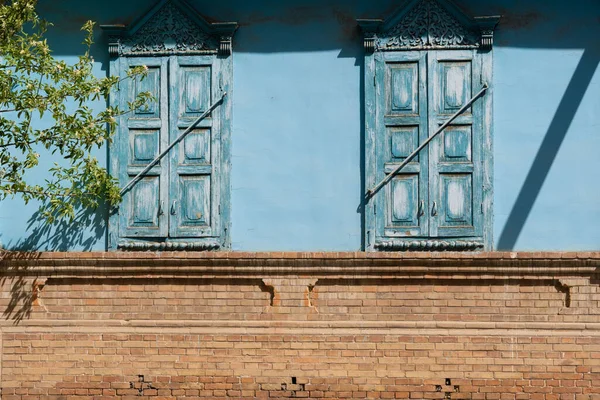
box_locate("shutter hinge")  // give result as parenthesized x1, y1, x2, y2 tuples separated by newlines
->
(219, 204, 221, 215)
(481, 202, 484, 213)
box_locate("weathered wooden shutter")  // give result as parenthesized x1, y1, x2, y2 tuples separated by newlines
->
(168, 56, 220, 238)
(118, 57, 169, 238)
(359, 0, 498, 251)
(376, 51, 429, 239)
(103, 0, 236, 250)
(428, 50, 483, 238)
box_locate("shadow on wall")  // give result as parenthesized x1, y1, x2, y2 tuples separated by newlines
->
(5, 204, 107, 252)
(35, 0, 600, 52)
(496, 48, 600, 250)
(0, 251, 42, 325)
(1, 206, 106, 322)
(21, 0, 600, 251)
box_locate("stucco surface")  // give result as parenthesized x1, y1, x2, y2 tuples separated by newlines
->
(0, 0, 598, 251)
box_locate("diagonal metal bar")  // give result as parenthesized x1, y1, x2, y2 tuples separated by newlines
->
(365, 84, 488, 201)
(120, 92, 227, 196)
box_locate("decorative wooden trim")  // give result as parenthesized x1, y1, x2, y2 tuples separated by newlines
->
(375, 239, 483, 251)
(117, 240, 220, 251)
(100, 0, 237, 58)
(358, 0, 500, 52)
(475, 16, 501, 50)
(219, 36, 233, 56)
(102, 26, 123, 57)
(357, 19, 381, 53)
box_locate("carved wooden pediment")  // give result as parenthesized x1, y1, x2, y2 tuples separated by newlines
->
(101, 0, 237, 57)
(358, 0, 499, 52)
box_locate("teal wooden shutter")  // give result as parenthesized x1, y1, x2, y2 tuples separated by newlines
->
(359, 1, 498, 251)
(119, 57, 169, 238)
(376, 51, 429, 239)
(168, 56, 220, 238)
(428, 50, 483, 238)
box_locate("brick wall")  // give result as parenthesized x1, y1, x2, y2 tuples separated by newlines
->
(0, 252, 599, 399)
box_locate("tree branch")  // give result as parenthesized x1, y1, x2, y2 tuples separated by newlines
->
(0, 139, 37, 148)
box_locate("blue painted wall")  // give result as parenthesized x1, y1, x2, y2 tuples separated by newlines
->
(0, 0, 598, 251)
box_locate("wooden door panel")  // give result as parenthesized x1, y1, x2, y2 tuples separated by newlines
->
(134, 67, 161, 116)
(128, 176, 161, 229)
(181, 129, 211, 165)
(440, 61, 472, 114)
(182, 67, 211, 115)
(384, 175, 423, 237)
(389, 126, 419, 161)
(388, 63, 420, 115)
(179, 176, 211, 229)
(429, 51, 482, 238)
(442, 126, 472, 162)
(376, 52, 429, 240)
(169, 56, 219, 238)
(129, 129, 160, 165)
(119, 57, 168, 238)
(438, 174, 474, 235)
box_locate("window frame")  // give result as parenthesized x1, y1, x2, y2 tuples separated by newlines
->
(359, 0, 499, 251)
(101, 0, 237, 251)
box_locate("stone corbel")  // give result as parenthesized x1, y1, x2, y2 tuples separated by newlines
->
(474, 16, 501, 51)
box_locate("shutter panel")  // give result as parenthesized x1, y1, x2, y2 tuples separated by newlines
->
(169, 56, 219, 238)
(428, 50, 483, 238)
(119, 57, 169, 238)
(376, 52, 429, 239)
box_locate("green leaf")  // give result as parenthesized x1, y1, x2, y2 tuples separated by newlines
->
(0, 0, 150, 222)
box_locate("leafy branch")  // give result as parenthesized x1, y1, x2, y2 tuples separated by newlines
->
(0, 0, 152, 222)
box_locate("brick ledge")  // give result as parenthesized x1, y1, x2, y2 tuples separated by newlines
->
(3, 320, 600, 336)
(1, 251, 599, 277)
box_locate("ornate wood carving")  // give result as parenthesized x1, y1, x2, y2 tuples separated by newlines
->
(101, 0, 237, 57)
(121, 1, 217, 55)
(358, 0, 499, 52)
(380, 0, 478, 50)
(475, 16, 501, 51)
(375, 239, 484, 251)
(117, 240, 221, 251)
(364, 35, 376, 53)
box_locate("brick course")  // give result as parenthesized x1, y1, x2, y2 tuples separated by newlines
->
(0, 252, 599, 399)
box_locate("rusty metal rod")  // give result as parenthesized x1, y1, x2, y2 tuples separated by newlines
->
(120, 92, 227, 196)
(365, 84, 488, 201)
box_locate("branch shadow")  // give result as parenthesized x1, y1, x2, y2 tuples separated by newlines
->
(5, 203, 107, 252)
(0, 205, 106, 324)
(0, 251, 42, 325)
(497, 48, 600, 250)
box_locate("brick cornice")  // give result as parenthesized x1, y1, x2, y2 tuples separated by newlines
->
(1, 251, 599, 278)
